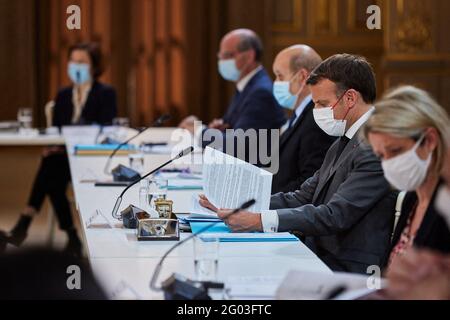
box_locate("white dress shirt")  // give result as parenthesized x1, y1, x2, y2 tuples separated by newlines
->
(236, 65, 263, 92)
(194, 65, 264, 144)
(71, 82, 92, 124)
(260, 106, 376, 233)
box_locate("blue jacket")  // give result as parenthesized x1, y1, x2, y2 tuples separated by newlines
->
(203, 68, 286, 166)
(222, 68, 286, 130)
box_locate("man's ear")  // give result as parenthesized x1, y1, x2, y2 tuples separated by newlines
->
(244, 49, 256, 64)
(345, 89, 359, 109)
(297, 69, 309, 85)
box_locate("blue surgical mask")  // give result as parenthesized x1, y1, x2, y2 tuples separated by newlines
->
(68, 62, 91, 85)
(218, 59, 241, 82)
(273, 74, 302, 110)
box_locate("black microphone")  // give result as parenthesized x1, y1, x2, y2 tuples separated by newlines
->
(103, 114, 171, 176)
(149, 199, 256, 300)
(111, 146, 194, 219)
(94, 125, 105, 144)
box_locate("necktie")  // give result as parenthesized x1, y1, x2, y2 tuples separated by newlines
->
(288, 113, 297, 130)
(333, 136, 350, 165)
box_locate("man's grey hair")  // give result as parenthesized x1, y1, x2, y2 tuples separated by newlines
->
(290, 46, 322, 73)
(237, 32, 264, 62)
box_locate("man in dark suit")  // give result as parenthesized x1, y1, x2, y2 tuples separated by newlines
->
(271, 45, 335, 193)
(200, 54, 397, 274)
(179, 29, 285, 166)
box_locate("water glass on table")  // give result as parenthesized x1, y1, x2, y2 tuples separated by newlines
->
(112, 117, 130, 142)
(147, 178, 168, 209)
(129, 152, 145, 174)
(17, 107, 33, 135)
(193, 235, 220, 282)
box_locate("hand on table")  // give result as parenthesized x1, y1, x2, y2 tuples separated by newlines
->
(178, 115, 199, 135)
(208, 119, 230, 131)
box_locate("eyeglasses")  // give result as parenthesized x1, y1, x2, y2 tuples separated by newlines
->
(217, 49, 246, 60)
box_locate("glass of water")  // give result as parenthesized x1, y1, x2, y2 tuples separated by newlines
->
(113, 117, 130, 142)
(113, 117, 130, 128)
(17, 108, 33, 134)
(129, 152, 145, 174)
(147, 178, 168, 210)
(193, 235, 219, 282)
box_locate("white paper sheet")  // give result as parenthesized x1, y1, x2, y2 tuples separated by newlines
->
(200, 147, 272, 213)
(224, 276, 284, 300)
(276, 270, 387, 300)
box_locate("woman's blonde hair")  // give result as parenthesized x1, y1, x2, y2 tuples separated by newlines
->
(363, 85, 450, 173)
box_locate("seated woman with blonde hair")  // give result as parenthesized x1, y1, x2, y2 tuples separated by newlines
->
(384, 140, 450, 300)
(363, 85, 450, 271)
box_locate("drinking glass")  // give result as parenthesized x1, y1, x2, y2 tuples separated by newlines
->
(193, 235, 220, 282)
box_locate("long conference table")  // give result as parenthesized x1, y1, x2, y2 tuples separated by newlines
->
(4, 127, 333, 300)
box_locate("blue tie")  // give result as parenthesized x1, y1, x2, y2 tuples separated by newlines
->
(288, 114, 297, 130)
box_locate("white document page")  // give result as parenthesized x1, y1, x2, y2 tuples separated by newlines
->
(199, 146, 272, 213)
(276, 270, 387, 300)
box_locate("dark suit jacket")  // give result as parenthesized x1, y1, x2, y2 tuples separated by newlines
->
(385, 186, 450, 268)
(270, 129, 398, 274)
(271, 101, 336, 194)
(53, 81, 117, 127)
(202, 68, 286, 166)
(221, 68, 285, 130)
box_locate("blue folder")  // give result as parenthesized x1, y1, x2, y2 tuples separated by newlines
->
(74, 144, 134, 151)
(189, 222, 299, 243)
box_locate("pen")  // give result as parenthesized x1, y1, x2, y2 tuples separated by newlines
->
(324, 285, 347, 300)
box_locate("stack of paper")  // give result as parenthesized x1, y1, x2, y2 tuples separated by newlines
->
(224, 276, 284, 300)
(275, 270, 387, 300)
(199, 147, 273, 213)
(74, 144, 135, 156)
(167, 179, 203, 191)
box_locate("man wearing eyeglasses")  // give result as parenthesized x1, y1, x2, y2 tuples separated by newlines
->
(179, 29, 286, 165)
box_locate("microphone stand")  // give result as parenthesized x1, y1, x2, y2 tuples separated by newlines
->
(149, 199, 256, 300)
(111, 146, 194, 219)
(104, 114, 171, 176)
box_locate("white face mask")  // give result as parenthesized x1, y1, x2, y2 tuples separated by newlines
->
(381, 136, 432, 191)
(313, 107, 347, 137)
(435, 186, 450, 229)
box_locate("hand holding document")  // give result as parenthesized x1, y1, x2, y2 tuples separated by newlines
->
(189, 147, 273, 218)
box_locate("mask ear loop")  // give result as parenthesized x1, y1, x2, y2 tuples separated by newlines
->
(289, 72, 304, 96)
(330, 90, 350, 122)
(415, 132, 428, 148)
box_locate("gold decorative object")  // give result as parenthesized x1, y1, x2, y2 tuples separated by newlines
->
(154, 198, 174, 219)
